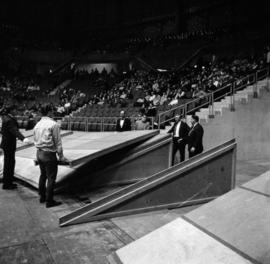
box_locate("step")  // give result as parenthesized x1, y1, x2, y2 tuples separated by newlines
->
(221, 98, 231, 104)
(199, 108, 210, 114)
(234, 93, 249, 103)
(214, 101, 230, 108)
(236, 89, 253, 95)
(196, 112, 209, 123)
(258, 79, 268, 85)
(212, 103, 226, 115)
(243, 85, 264, 95)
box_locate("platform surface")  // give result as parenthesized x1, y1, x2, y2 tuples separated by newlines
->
(112, 172, 270, 264)
(115, 218, 252, 264)
(14, 130, 159, 188)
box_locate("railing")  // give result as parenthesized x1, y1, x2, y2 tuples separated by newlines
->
(16, 115, 155, 132)
(61, 116, 155, 132)
(157, 67, 269, 129)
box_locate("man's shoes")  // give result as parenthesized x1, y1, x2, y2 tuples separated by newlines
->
(39, 197, 46, 203)
(46, 200, 62, 208)
(2, 183, 17, 190)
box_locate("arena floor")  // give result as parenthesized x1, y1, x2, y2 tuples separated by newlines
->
(0, 158, 269, 264)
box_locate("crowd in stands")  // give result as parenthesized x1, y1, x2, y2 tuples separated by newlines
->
(0, 74, 41, 103)
(74, 56, 264, 120)
(0, 44, 266, 132)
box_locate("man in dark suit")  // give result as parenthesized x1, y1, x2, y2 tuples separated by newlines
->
(116, 111, 132, 132)
(168, 114, 190, 165)
(188, 115, 204, 158)
(0, 105, 30, 190)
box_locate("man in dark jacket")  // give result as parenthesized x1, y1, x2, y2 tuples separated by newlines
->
(0, 105, 30, 189)
(168, 114, 190, 165)
(116, 111, 132, 132)
(188, 115, 204, 158)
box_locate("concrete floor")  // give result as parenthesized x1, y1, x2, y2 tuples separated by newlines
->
(0, 158, 269, 264)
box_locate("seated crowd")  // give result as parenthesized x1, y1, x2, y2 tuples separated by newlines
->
(73, 56, 264, 118)
(0, 52, 266, 132)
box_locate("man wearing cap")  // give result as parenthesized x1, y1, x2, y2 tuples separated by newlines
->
(188, 115, 204, 158)
(116, 110, 132, 132)
(168, 114, 190, 165)
(0, 105, 31, 190)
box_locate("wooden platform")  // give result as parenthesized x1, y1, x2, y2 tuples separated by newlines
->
(14, 130, 160, 188)
(111, 170, 270, 264)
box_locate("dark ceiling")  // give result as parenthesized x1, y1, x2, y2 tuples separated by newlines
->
(0, 0, 268, 42)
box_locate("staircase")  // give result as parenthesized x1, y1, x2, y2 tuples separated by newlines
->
(193, 80, 266, 124)
(164, 78, 268, 130)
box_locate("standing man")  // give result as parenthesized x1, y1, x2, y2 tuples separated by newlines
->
(188, 115, 204, 158)
(116, 110, 132, 132)
(168, 114, 190, 165)
(0, 105, 30, 190)
(33, 105, 68, 208)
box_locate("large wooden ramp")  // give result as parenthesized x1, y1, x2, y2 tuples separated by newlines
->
(13, 130, 171, 189)
(110, 162, 270, 264)
(59, 139, 236, 227)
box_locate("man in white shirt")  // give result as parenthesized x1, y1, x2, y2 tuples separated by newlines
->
(33, 105, 68, 208)
(167, 114, 190, 165)
(116, 111, 131, 132)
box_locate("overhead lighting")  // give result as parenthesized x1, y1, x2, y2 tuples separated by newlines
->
(157, 68, 167, 72)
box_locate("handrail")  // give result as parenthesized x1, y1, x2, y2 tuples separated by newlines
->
(158, 67, 269, 128)
(15, 115, 155, 132)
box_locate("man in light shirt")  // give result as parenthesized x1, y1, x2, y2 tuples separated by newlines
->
(33, 105, 68, 208)
(167, 114, 190, 165)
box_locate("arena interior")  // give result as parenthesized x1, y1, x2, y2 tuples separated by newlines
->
(0, 1, 270, 263)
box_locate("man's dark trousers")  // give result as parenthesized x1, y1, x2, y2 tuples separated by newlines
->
(37, 150, 58, 203)
(172, 138, 186, 165)
(2, 148, 16, 187)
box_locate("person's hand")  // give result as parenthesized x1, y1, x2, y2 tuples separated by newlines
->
(58, 156, 71, 165)
(23, 138, 31, 144)
(177, 138, 183, 143)
(190, 147, 195, 152)
(59, 156, 68, 162)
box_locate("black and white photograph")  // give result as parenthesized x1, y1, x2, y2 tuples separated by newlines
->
(0, 1, 269, 263)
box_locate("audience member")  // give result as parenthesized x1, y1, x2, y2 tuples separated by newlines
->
(135, 115, 151, 130)
(116, 110, 132, 132)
